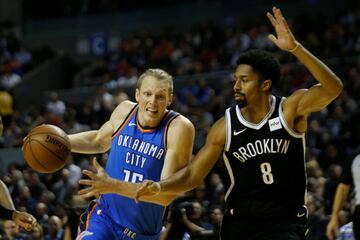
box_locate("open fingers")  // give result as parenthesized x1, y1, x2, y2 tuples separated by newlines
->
(266, 12, 277, 27)
(92, 157, 101, 170)
(79, 179, 93, 186)
(267, 34, 277, 45)
(78, 187, 96, 197)
(82, 170, 96, 179)
(273, 6, 283, 21)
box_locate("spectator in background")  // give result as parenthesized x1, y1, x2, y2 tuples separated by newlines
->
(0, 68, 21, 91)
(46, 91, 66, 117)
(202, 205, 223, 240)
(52, 168, 73, 203)
(34, 202, 49, 228)
(30, 224, 44, 240)
(44, 215, 65, 240)
(111, 87, 130, 109)
(3, 220, 29, 240)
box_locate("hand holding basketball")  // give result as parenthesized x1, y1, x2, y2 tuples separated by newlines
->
(22, 124, 71, 173)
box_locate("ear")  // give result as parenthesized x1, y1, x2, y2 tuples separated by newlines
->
(168, 94, 173, 107)
(262, 79, 272, 91)
(135, 88, 140, 102)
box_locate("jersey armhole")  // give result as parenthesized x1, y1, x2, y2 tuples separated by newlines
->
(224, 108, 232, 151)
(111, 104, 138, 138)
(278, 98, 304, 138)
(163, 113, 180, 151)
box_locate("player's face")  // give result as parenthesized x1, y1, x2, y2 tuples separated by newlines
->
(234, 64, 264, 108)
(135, 76, 172, 128)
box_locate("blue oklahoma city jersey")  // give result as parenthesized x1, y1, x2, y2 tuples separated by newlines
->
(100, 105, 179, 237)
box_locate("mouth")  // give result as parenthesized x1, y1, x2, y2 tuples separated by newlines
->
(234, 92, 245, 100)
(146, 108, 158, 115)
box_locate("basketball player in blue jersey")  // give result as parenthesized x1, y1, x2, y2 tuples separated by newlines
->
(68, 68, 195, 240)
(135, 7, 343, 240)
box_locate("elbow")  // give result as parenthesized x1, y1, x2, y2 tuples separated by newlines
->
(334, 80, 344, 97)
(99, 144, 110, 153)
(97, 138, 111, 153)
(331, 78, 344, 99)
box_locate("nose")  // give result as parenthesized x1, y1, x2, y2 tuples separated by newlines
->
(233, 80, 241, 92)
(149, 95, 156, 105)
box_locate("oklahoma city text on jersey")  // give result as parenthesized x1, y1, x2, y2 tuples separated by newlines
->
(116, 134, 165, 168)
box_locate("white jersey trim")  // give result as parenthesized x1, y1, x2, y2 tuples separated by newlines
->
(278, 97, 305, 138)
(352, 154, 360, 205)
(223, 153, 235, 201)
(224, 108, 232, 152)
(235, 95, 276, 129)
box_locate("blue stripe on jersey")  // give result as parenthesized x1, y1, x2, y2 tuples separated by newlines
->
(100, 107, 178, 235)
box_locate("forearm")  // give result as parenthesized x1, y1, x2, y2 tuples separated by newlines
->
(0, 181, 15, 210)
(160, 165, 202, 194)
(330, 183, 350, 221)
(291, 45, 343, 96)
(111, 179, 175, 206)
(69, 131, 108, 154)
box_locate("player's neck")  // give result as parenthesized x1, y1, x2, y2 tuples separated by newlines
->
(137, 110, 169, 129)
(241, 94, 272, 124)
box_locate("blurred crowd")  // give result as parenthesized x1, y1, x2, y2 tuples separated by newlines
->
(0, 1, 360, 239)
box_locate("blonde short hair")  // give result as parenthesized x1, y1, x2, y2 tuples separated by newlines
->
(137, 69, 173, 95)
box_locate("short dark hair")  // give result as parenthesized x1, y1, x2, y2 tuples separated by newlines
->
(236, 49, 281, 87)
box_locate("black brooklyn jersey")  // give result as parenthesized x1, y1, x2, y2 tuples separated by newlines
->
(223, 95, 307, 219)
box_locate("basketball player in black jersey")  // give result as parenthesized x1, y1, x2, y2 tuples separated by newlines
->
(136, 7, 343, 240)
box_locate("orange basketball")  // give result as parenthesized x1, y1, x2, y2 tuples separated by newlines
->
(22, 124, 71, 173)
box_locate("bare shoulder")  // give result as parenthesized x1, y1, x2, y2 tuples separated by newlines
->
(167, 114, 195, 138)
(110, 100, 137, 123)
(169, 114, 194, 130)
(282, 89, 307, 109)
(212, 117, 226, 131)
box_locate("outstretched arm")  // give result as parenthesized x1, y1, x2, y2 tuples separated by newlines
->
(69, 100, 135, 154)
(326, 183, 351, 240)
(0, 180, 36, 230)
(135, 117, 226, 199)
(267, 7, 343, 115)
(0, 180, 14, 210)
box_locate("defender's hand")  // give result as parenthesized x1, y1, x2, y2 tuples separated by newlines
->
(266, 6, 299, 52)
(78, 157, 115, 198)
(135, 180, 161, 203)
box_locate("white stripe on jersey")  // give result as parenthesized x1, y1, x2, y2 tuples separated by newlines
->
(278, 98, 304, 139)
(223, 153, 235, 201)
(352, 154, 360, 205)
(225, 108, 232, 152)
